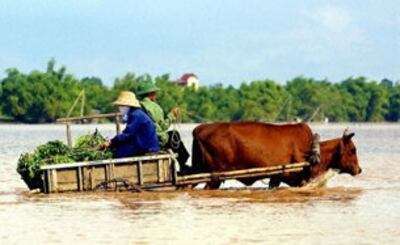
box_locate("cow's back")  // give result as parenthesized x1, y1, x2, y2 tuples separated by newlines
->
(191, 122, 313, 173)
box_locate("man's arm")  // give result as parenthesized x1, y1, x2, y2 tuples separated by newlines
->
(110, 114, 139, 145)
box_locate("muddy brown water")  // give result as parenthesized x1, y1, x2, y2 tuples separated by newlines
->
(0, 124, 399, 244)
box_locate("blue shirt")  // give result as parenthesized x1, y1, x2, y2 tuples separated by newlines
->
(110, 108, 160, 158)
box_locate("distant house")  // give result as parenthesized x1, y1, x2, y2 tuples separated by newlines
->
(176, 73, 199, 90)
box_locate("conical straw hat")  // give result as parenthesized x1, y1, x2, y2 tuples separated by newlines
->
(113, 91, 140, 107)
(136, 81, 160, 95)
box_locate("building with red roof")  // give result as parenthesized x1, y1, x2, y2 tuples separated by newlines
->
(175, 73, 199, 90)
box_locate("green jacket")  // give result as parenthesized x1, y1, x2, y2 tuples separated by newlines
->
(140, 97, 174, 146)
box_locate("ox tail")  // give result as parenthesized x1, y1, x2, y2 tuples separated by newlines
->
(308, 133, 321, 165)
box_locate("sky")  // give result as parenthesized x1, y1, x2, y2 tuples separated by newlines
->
(0, 0, 399, 86)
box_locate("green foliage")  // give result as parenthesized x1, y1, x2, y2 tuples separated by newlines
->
(155, 75, 187, 115)
(72, 131, 113, 161)
(16, 140, 74, 190)
(239, 80, 285, 121)
(1, 61, 81, 122)
(17, 132, 113, 190)
(386, 84, 400, 121)
(285, 77, 349, 122)
(74, 132, 105, 148)
(0, 59, 398, 123)
(35, 140, 71, 159)
(340, 77, 389, 122)
(113, 73, 154, 95)
(80, 77, 114, 114)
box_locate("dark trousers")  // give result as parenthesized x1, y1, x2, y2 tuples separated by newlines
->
(166, 130, 190, 171)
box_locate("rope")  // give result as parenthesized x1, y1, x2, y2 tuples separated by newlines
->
(170, 110, 182, 150)
(169, 109, 208, 150)
(168, 109, 206, 150)
(94, 178, 144, 192)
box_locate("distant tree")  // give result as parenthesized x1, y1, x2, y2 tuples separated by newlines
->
(0, 59, 396, 123)
(238, 80, 285, 121)
(341, 77, 388, 122)
(113, 73, 152, 94)
(155, 74, 188, 121)
(199, 84, 241, 121)
(366, 82, 389, 121)
(381, 78, 393, 88)
(80, 76, 113, 113)
(185, 86, 214, 122)
(386, 84, 400, 121)
(285, 77, 346, 122)
(0, 60, 83, 122)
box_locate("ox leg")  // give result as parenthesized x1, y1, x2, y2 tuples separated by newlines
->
(204, 172, 222, 189)
(269, 176, 281, 189)
(204, 181, 221, 190)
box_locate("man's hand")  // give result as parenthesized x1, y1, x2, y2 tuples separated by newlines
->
(171, 107, 180, 117)
(99, 140, 111, 150)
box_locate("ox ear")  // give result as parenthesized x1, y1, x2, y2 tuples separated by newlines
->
(343, 132, 355, 144)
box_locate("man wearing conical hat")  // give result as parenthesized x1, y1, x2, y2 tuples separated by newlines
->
(137, 81, 190, 174)
(105, 91, 160, 158)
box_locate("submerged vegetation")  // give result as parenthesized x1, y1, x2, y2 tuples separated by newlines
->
(17, 132, 112, 189)
(1, 59, 399, 123)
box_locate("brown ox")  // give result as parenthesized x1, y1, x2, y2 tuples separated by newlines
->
(190, 122, 361, 189)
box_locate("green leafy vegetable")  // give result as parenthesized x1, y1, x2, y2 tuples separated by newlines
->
(17, 131, 113, 190)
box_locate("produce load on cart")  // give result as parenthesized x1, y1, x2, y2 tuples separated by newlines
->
(17, 130, 113, 190)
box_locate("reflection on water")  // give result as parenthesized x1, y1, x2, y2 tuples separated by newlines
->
(0, 124, 400, 244)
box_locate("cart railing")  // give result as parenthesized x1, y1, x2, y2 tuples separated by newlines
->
(56, 113, 122, 146)
(40, 153, 175, 170)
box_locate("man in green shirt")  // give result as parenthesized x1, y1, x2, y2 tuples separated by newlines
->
(137, 82, 190, 174)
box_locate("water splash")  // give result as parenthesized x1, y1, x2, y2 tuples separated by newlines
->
(302, 169, 338, 189)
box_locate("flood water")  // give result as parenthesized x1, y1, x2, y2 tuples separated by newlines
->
(0, 123, 399, 244)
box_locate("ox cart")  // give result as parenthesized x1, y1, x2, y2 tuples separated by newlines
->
(37, 114, 310, 193)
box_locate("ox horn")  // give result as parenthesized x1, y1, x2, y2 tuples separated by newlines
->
(343, 127, 355, 143)
(343, 127, 350, 136)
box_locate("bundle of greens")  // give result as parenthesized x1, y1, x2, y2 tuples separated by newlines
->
(71, 130, 113, 161)
(17, 131, 113, 190)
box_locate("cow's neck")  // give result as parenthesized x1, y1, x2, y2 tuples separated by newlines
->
(310, 138, 340, 178)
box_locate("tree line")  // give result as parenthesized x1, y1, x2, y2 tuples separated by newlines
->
(0, 59, 399, 123)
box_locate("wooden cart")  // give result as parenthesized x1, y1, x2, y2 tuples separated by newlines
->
(40, 151, 179, 193)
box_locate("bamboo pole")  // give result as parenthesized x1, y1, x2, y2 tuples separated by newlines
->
(80, 90, 85, 118)
(176, 163, 309, 185)
(177, 167, 305, 185)
(57, 113, 122, 123)
(307, 106, 322, 122)
(66, 123, 72, 146)
(67, 90, 84, 118)
(178, 162, 308, 181)
(115, 115, 121, 134)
